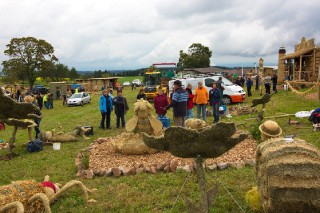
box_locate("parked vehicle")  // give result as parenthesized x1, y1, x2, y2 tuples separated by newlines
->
(32, 87, 49, 94)
(123, 81, 131, 86)
(169, 76, 246, 105)
(132, 79, 142, 86)
(67, 92, 91, 106)
(143, 63, 177, 100)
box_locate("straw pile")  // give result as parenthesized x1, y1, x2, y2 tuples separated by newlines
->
(256, 138, 320, 212)
(0, 180, 45, 212)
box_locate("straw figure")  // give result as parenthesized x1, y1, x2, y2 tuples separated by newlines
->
(256, 138, 320, 212)
(185, 118, 207, 130)
(38, 125, 92, 142)
(110, 99, 163, 155)
(0, 90, 41, 157)
(0, 175, 97, 213)
(126, 99, 163, 135)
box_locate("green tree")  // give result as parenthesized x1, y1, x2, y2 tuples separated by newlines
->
(40, 63, 69, 82)
(2, 37, 58, 89)
(69, 67, 79, 80)
(177, 43, 212, 69)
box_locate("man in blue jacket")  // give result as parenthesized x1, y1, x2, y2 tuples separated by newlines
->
(99, 89, 113, 129)
(164, 80, 188, 127)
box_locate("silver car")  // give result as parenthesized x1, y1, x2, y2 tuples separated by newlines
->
(67, 92, 91, 107)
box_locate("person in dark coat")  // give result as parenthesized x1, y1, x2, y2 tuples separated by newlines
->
(271, 73, 278, 93)
(209, 82, 222, 123)
(246, 77, 253, 97)
(113, 91, 129, 128)
(164, 80, 188, 127)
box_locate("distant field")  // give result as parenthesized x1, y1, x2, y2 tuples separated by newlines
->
(118, 76, 143, 84)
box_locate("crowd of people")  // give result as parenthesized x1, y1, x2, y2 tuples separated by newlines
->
(98, 77, 228, 129)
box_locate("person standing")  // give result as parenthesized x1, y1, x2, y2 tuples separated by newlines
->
(99, 89, 113, 129)
(36, 93, 43, 110)
(271, 73, 278, 93)
(24, 95, 42, 138)
(74, 87, 79, 94)
(255, 74, 260, 90)
(193, 81, 209, 121)
(136, 88, 147, 100)
(113, 91, 129, 128)
(264, 74, 271, 94)
(164, 80, 188, 127)
(216, 77, 224, 105)
(154, 88, 168, 117)
(185, 84, 194, 119)
(43, 93, 48, 109)
(209, 82, 222, 123)
(246, 77, 253, 97)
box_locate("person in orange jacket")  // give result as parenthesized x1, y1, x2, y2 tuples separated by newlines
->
(193, 81, 209, 121)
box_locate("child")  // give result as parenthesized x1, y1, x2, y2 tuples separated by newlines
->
(113, 91, 129, 128)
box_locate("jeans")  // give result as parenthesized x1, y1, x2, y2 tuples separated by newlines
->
(273, 83, 277, 93)
(100, 110, 111, 128)
(174, 116, 185, 127)
(197, 104, 207, 121)
(212, 103, 220, 123)
(186, 109, 194, 119)
(265, 83, 271, 94)
(34, 120, 41, 138)
(116, 113, 125, 128)
(247, 86, 252, 97)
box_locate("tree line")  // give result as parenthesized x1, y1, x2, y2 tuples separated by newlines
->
(1, 37, 212, 89)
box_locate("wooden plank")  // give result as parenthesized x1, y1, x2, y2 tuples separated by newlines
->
(299, 55, 302, 80)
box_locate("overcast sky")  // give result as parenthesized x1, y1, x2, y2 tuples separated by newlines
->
(0, 0, 319, 70)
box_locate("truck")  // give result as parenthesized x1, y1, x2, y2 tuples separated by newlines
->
(143, 63, 178, 101)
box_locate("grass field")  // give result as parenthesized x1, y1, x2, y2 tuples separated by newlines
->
(0, 79, 319, 212)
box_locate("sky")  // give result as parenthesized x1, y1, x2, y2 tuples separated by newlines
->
(0, 0, 320, 71)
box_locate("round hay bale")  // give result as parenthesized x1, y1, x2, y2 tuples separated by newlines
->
(256, 138, 320, 212)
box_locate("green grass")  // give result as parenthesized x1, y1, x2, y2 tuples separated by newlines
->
(0, 80, 319, 212)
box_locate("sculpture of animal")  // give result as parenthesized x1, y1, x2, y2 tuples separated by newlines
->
(143, 122, 247, 158)
(185, 118, 207, 130)
(0, 175, 97, 213)
(0, 89, 40, 121)
(38, 125, 92, 142)
(250, 94, 272, 107)
(126, 99, 162, 135)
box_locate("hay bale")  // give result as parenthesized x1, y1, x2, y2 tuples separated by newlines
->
(256, 138, 320, 212)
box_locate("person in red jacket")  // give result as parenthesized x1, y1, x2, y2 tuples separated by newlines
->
(154, 88, 169, 116)
(185, 83, 194, 119)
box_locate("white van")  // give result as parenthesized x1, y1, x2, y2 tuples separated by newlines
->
(168, 76, 246, 104)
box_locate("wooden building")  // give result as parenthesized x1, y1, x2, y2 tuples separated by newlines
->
(278, 37, 320, 82)
(76, 77, 120, 92)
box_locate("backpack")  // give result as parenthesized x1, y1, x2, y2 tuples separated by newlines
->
(26, 138, 43, 152)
